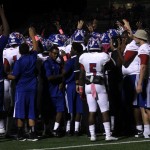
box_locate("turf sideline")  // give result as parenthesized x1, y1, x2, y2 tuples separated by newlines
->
(28, 139, 150, 150)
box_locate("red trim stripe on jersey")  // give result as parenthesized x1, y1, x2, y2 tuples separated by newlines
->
(139, 54, 149, 65)
(124, 51, 138, 63)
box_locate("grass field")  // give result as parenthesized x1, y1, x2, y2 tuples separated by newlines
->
(0, 134, 150, 150)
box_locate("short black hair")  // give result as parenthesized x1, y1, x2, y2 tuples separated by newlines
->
(72, 42, 83, 53)
(19, 43, 29, 55)
(49, 45, 59, 52)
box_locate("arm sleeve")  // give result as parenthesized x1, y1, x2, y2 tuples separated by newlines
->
(139, 54, 149, 65)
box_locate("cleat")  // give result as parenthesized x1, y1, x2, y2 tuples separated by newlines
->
(90, 136, 96, 141)
(105, 136, 118, 141)
(27, 132, 38, 141)
(16, 128, 26, 141)
(135, 130, 143, 138)
(16, 137, 26, 141)
(52, 130, 61, 137)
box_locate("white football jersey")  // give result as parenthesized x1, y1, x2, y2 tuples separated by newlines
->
(3, 46, 21, 69)
(79, 52, 110, 77)
(138, 43, 150, 78)
(65, 44, 71, 54)
(122, 40, 140, 75)
(3, 46, 21, 101)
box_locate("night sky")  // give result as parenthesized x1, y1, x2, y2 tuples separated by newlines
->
(1, 0, 87, 29)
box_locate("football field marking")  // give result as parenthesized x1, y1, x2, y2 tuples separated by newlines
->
(28, 139, 150, 150)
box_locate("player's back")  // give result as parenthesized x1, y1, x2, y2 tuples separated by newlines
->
(79, 52, 110, 77)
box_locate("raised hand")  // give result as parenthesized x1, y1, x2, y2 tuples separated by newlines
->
(77, 20, 84, 29)
(0, 4, 4, 16)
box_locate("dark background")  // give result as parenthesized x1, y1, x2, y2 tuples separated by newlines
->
(1, 0, 87, 29)
(1, 0, 150, 32)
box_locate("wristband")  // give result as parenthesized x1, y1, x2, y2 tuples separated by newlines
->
(59, 29, 64, 34)
(34, 35, 39, 41)
(63, 55, 67, 61)
(79, 86, 83, 93)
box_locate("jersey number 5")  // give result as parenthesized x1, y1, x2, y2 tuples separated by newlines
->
(89, 63, 96, 75)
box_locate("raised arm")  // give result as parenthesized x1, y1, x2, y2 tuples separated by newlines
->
(29, 27, 38, 51)
(77, 20, 84, 30)
(54, 21, 64, 35)
(0, 4, 10, 36)
(122, 19, 133, 39)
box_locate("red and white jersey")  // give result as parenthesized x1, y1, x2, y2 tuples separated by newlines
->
(148, 44, 150, 78)
(3, 46, 21, 69)
(138, 43, 150, 56)
(138, 43, 150, 77)
(79, 52, 110, 77)
(122, 40, 140, 75)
